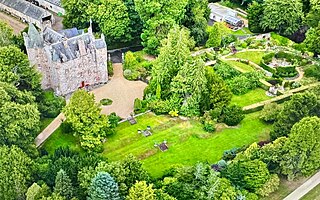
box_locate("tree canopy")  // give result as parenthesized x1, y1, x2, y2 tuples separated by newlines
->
(63, 89, 112, 151)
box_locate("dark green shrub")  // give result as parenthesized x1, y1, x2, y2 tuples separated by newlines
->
(60, 121, 72, 134)
(100, 98, 113, 106)
(262, 52, 275, 63)
(305, 64, 320, 80)
(220, 105, 244, 126)
(134, 98, 143, 113)
(38, 90, 66, 118)
(203, 120, 216, 132)
(275, 66, 298, 77)
(260, 103, 283, 123)
(107, 112, 121, 128)
(214, 62, 241, 80)
(107, 61, 113, 76)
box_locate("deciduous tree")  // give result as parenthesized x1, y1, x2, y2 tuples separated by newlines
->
(261, 0, 303, 36)
(280, 117, 320, 180)
(63, 90, 112, 151)
(0, 146, 34, 200)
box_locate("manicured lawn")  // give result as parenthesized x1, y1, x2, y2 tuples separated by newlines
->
(104, 112, 271, 177)
(41, 126, 82, 154)
(42, 112, 271, 178)
(231, 88, 271, 107)
(228, 51, 266, 64)
(225, 60, 255, 72)
(301, 183, 320, 200)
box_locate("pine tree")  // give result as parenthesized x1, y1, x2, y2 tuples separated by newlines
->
(88, 172, 121, 200)
(54, 169, 73, 199)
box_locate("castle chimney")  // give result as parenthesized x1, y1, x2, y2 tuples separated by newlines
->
(78, 39, 87, 56)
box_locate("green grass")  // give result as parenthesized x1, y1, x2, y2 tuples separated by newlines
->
(41, 126, 82, 155)
(231, 88, 271, 107)
(225, 60, 255, 72)
(228, 51, 266, 64)
(103, 112, 271, 177)
(301, 183, 320, 200)
(232, 27, 252, 36)
(41, 112, 271, 178)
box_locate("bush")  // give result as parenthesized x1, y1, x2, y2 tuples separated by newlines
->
(214, 62, 241, 80)
(169, 110, 179, 117)
(38, 90, 66, 118)
(262, 52, 275, 63)
(107, 61, 113, 76)
(220, 105, 244, 126)
(60, 121, 72, 134)
(275, 66, 298, 78)
(108, 112, 121, 128)
(260, 103, 282, 123)
(134, 98, 143, 114)
(227, 76, 251, 95)
(256, 174, 280, 197)
(305, 64, 320, 80)
(222, 147, 241, 161)
(203, 120, 216, 132)
(100, 98, 113, 106)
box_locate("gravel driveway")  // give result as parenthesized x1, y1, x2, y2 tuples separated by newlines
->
(92, 63, 147, 119)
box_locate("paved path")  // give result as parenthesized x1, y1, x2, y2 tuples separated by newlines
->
(35, 113, 65, 147)
(284, 171, 320, 200)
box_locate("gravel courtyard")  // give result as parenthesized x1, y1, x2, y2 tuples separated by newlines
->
(92, 63, 147, 119)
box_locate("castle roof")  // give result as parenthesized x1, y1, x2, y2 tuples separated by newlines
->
(24, 24, 107, 63)
(0, 0, 52, 22)
(26, 23, 44, 48)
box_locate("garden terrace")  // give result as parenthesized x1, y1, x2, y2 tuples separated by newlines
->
(42, 112, 271, 177)
(260, 51, 301, 78)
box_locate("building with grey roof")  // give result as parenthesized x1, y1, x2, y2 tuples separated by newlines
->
(33, 0, 65, 15)
(208, 3, 243, 27)
(23, 22, 108, 96)
(0, 0, 53, 29)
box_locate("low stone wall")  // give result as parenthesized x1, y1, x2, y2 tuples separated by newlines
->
(243, 83, 320, 113)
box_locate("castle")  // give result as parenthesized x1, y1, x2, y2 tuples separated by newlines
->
(23, 22, 108, 96)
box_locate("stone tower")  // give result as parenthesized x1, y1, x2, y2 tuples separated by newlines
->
(23, 23, 108, 96)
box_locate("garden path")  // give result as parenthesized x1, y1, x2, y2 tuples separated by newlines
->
(284, 171, 320, 200)
(91, 63, 147, 118)
(35, 113, 65, 147)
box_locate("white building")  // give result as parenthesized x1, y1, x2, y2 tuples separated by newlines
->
(0, 0, 54, 29)
(208, 3, 243, 27)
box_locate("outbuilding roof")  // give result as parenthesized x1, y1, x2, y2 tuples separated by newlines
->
(0, 0, 52, 21)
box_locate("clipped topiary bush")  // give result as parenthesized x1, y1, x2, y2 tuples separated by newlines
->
(219, 105, 244, 126)
(100, 98, 113, 106)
